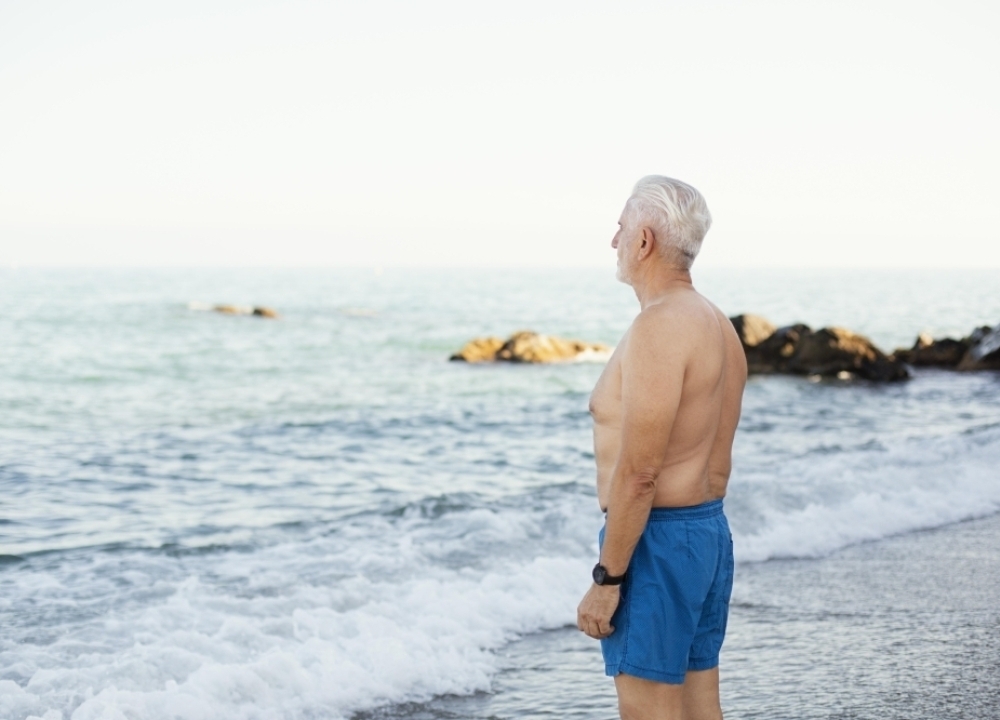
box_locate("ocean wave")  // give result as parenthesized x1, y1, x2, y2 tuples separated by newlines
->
(0, 492, 599, 720)
(1, 556, 590, 720)
(733, 425, 1000, 562)
(5, 437, 1000, 719)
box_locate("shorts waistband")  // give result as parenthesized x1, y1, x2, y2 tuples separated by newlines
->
(646, 499, 724, 521)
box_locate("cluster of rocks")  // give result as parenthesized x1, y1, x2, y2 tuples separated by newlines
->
(732, 314, 1000, 379)
(212, 304, 279, 318)
(449, 331, 610, 363)
(893, 325, 1000, 371)
(730, 315, 909, 381)
(451, 318, 1000, 381)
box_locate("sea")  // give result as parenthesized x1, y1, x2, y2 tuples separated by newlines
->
(2, 266, 999, 720)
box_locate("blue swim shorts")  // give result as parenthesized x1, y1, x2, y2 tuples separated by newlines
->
(599, 499, 734, 684)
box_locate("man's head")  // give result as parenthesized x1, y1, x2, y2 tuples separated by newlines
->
(613, 176, 712, 284)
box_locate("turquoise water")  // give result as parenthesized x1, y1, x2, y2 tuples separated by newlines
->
(2, 266, 1000, 719)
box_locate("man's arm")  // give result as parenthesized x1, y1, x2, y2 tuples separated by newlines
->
(577, 309, 687, 639)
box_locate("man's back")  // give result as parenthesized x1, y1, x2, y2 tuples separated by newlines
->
(590, 286, 747, 510)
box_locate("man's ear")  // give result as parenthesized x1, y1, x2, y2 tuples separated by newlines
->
(639, 226, 656, 259)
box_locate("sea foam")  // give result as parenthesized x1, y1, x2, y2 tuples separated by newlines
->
(1, 494, 598, 720)
(735, 424, 1000, 562)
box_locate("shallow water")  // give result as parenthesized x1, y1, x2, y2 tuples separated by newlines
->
(2, 267, 999, 720)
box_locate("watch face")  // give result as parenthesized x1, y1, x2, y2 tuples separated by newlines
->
(592, 564, 607, 585)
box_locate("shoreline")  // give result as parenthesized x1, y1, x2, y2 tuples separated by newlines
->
(358, 511, 1000, 720)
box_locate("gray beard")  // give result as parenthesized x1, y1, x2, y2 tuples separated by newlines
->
(615, 257, 634, 286)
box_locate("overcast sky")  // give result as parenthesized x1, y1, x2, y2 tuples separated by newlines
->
(1, 0, 998, 268)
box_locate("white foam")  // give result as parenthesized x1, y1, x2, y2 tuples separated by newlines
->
(68, 557, 589, 720)
(1, 497, 599, 720)
(6, 428, 1000, 719)
(734, 427, 1000, 562)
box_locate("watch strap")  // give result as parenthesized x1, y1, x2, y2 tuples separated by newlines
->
(592, 562, 626, 586)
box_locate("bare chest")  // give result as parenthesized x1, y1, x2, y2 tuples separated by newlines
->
(589, 344, 623, 425)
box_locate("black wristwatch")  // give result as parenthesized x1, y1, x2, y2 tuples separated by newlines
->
(592, 563, 626, 586)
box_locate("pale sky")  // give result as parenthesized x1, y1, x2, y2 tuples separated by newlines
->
(1, 0, 998, 268)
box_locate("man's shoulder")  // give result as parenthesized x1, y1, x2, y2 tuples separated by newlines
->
(632, 290, 717, 334)
(626, 291, 737, 364)
(623, 300, 695, 364)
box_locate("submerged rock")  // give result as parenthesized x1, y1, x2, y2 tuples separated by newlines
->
(450, 331, 610, 363)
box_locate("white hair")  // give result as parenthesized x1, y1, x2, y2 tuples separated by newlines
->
(624, 175, 712, 270)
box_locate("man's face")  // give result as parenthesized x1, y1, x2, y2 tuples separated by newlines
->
(612, 205, 639, 285)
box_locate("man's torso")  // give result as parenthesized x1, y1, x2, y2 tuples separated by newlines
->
(590, 288, 747, 510)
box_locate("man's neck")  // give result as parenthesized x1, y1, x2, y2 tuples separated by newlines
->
(632, 264, 695, 309)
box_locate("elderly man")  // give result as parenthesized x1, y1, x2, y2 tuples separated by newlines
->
(577, 176, 747, 720)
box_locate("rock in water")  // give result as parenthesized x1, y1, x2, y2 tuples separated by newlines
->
(894, 332, 969, 367)
(495, 331, 610, 363)
(787, 327, 910, 381)
(211, 304, 279, 318)
(957, 323, 1000, 370)
(744, 323, 813, 374)
(449, 332, 610, 363)
(730, 314, 777, 349)
(449, 337, 505, 363)
(213, 304, 249, 315)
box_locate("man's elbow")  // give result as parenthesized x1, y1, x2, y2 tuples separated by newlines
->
(625, 468, 659, 500)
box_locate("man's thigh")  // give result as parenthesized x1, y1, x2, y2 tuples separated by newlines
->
(613, 669, 721, 720)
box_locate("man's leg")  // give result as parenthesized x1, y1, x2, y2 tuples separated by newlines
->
(681, 667, 723, 720)
(613, 673, 683, 720)
(613, 668, 722, 720)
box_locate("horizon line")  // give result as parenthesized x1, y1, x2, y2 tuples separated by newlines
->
(3, 262, 1000, 271)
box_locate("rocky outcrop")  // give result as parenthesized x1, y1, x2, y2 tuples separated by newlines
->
(729, 317, 909, 381)
(453, 317, 1000, 378)
(957, 324, 1000, 370)
(730, 314, 777, 349)
(450, 337, 505, 363)
(211, 304, 279, 318)
(893, 332, 969, 367)
(450, 331, 611, 363)
(786, 327, 910, 381)
(742, 323, 812, 374)
(891, 324, 1000, 370)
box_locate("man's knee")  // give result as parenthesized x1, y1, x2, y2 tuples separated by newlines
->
(681, 667, 723, 720)
(614, 673, 684, 720)
(681, 704, 723, 720)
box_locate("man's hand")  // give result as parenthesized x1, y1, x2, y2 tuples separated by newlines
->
(576, 583, 620, 639)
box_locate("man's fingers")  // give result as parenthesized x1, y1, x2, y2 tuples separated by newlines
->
(578, 616, 613, 640)
(577, 590, 617, 639)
